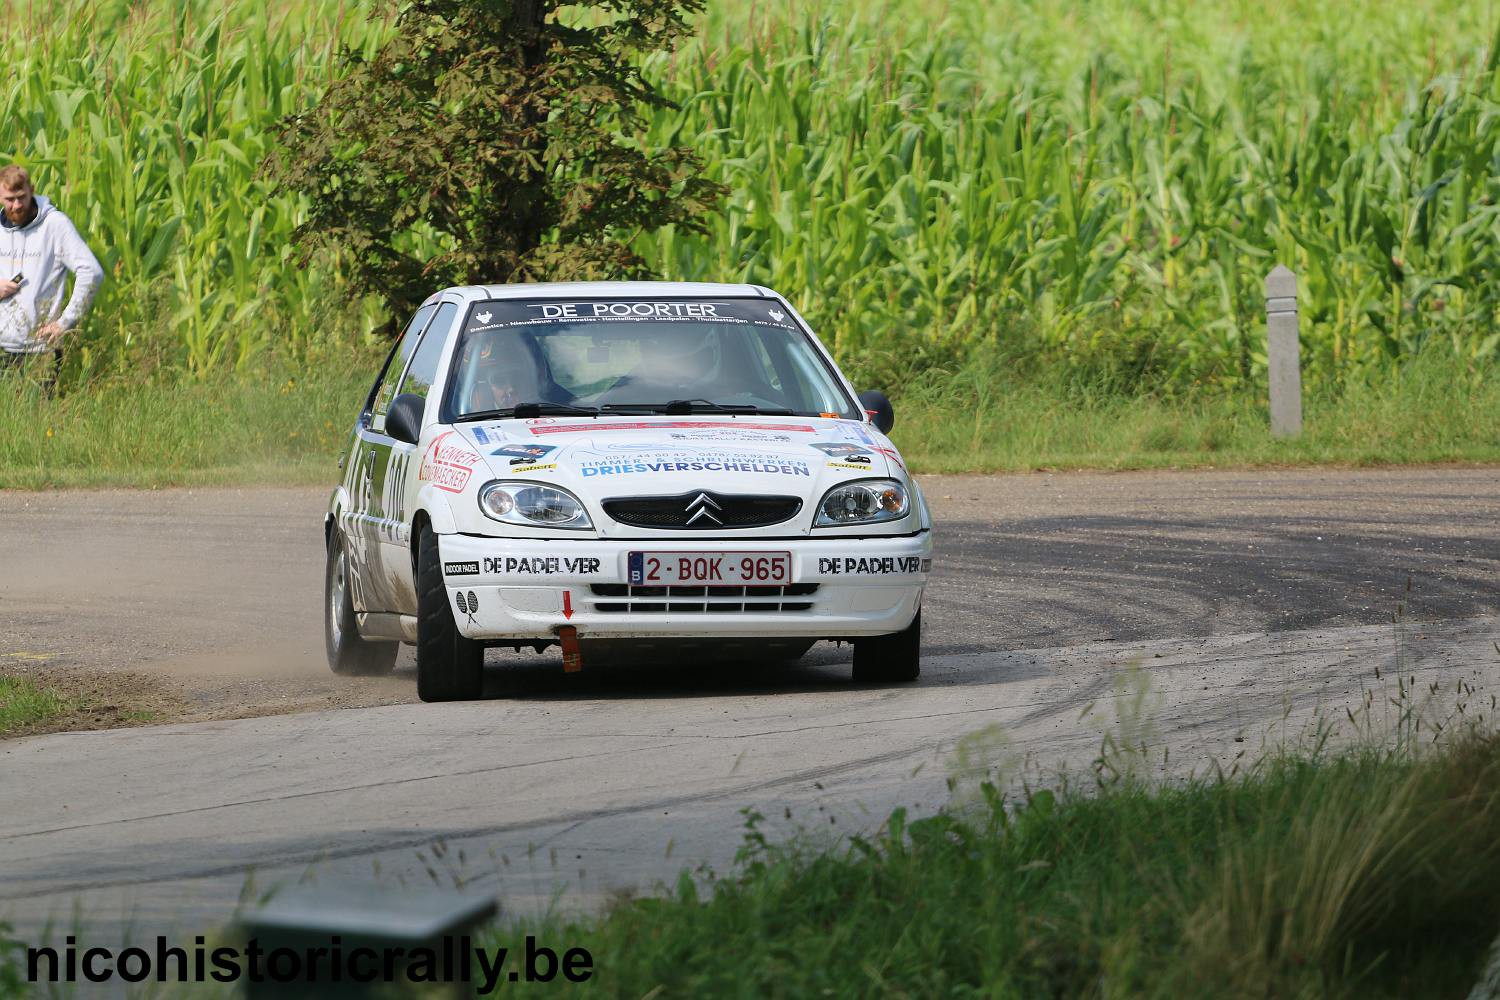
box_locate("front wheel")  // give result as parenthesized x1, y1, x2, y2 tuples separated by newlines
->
(852, 608, 920, 683)
(415, 524, 484, 702)
(325, 530, 397, 676)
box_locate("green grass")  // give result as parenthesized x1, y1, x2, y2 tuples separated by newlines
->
(892, 350, 1500, 472)
(483, 731, 1500, 997)
(0, 925, 24, 999)
(2, 351, 1493, 488)
(0, 357, 376, 489)
(0, 676, 75, 736)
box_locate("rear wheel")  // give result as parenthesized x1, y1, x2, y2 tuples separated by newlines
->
(852, 608, 920, 683)
(415, 523, 484, 702)
(324, 530, 397, 676)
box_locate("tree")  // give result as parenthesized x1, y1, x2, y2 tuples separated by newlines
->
(267, 0, 722, 319)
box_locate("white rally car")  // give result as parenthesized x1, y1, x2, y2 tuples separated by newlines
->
(325, 282, 932, 701)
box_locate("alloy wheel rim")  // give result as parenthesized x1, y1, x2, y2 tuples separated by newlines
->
(329, 544, 346, 642)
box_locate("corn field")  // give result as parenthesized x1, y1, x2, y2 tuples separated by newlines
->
(0, 0, 388, 376)
(1, 0, 1497, 388)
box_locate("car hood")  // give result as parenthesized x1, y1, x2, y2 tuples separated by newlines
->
(445, 415, 906, 533)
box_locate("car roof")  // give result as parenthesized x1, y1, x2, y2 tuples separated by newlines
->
(426, 280, 774, 307)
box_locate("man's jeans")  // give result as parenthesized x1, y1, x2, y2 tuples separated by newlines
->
(0, 349, 63, 396)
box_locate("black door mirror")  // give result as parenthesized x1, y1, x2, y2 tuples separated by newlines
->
(385, 393, 425, 445)
(857, 390, 895, 434)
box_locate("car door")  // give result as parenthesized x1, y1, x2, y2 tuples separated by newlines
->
(347, 303, 435, 613)
(373, 300, 458, 615)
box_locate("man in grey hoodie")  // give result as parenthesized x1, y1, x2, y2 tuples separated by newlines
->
(0, 164, 103, 393)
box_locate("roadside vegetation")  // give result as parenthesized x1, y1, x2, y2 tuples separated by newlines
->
(0, 668, 171, 737)
(897, 349, 1500, 473)
(0, 925, 24, 1000)
(0, 676, 74, 736)
(4, 737, 1497, 996)
(0, 0, 1496, 483)
(2, 663, 1496, 995)
(483, 690, 1500, 997)
(2, 352, 1495, 488)
(0, 361, 375, 489)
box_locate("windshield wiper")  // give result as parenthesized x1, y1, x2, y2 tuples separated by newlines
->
(456, 402, 600, 422)
(598, 403, 678, 414)
(657, 399, 795, 415)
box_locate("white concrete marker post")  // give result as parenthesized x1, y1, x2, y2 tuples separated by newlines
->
(1265, 264, 1302, 438)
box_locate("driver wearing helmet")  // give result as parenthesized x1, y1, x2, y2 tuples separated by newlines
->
(465, 335, 549, 411)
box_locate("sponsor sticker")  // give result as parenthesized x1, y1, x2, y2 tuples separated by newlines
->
(827, 460, 873, 471)
(444, 561, 481, 576)
(418, 431, 480, 494)
(810, 441, 873, 458)
(534, 301, 724, 320)
(530, 421, 815, 435)
(471, 424, 509, 446)
(468, 298, 802, 334)
(579, 455, 811, 478)
(666, 428, 796, 443)
(817, 556, 926, 575)
(573, 443, 815, 479)
(836, 422, 878, 446)
(492, 443, 557, 463)
(874, 446, 907, 472)
(482, 556, 603, 575)
(509, 463, 557, 474)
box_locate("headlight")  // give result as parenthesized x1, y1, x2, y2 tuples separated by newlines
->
(478, 481, 593, 530)
(813, 479, 909, 527)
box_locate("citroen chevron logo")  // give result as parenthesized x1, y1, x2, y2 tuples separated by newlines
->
(684, 492, 723, 526)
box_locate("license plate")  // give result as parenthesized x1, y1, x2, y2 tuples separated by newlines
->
(628, 551, 792, 586)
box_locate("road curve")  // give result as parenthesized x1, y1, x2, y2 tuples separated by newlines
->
(1, 467, 1497, 943)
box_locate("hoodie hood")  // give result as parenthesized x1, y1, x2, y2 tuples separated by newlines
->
(1, 194, 52, 232)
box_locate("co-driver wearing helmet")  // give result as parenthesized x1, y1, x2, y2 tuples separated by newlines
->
(465, 335, 550, 412)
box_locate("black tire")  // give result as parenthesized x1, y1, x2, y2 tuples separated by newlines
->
(325, 530, 398, 676)
(852, 608, 921, 683)
(415, 524, 484, 702)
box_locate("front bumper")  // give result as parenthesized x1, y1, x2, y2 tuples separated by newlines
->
(438, 532, 932, 640)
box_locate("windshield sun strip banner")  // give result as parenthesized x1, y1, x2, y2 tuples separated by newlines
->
(465, 298, 801, 333)
(526, 420, 816, 435)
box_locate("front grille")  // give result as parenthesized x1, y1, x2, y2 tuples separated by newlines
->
(590, 583, 818, 613)
(603, 491, 802, 530)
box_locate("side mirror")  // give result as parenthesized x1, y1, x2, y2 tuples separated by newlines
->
(857, 390, 895, 434)
(386, 393, 426, 445)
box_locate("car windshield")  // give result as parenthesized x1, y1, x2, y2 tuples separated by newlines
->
(443, 297, 860, 421)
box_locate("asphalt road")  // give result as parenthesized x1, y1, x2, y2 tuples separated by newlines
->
(1, 467, 1497, 946)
